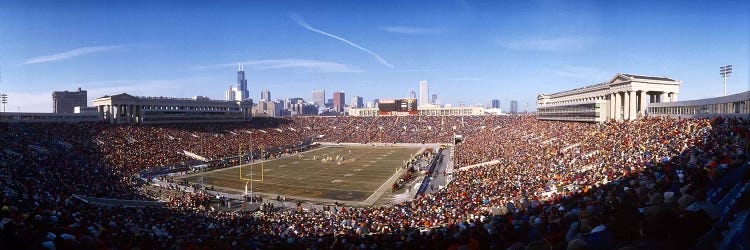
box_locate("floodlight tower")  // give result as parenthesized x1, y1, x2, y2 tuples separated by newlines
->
(0, 93, 6, 113)
(720, 65, 732, 96)
(0, 66, 5, 112)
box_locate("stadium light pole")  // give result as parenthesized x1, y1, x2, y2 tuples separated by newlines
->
(720, 65, 732, 96)
(0, 66, 5, 113)
(1, 93, 7, 113)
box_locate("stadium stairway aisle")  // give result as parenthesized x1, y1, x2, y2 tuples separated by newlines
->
(693, 165, 750, 250)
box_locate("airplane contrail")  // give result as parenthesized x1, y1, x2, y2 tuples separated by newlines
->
(292, 15, 394, 69)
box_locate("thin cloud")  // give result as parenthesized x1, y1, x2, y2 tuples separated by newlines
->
(291, 15, 394, 69)
(195, 59, 362, 73)
(381, 26, 443, 35)
(499, 37, 596, 52)
(23, 45, 124, 64)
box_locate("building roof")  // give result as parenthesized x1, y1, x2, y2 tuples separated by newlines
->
(546, 82, 608, 96)
(540, 73, 680, 97)
(621, 74, 676, 82)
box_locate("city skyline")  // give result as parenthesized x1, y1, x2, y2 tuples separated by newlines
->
(0, 1, 748, 112)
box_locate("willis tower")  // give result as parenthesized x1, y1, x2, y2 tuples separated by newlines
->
(237, 64, 249, 100)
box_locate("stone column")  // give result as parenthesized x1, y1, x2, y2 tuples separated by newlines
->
(659, 92, 666, 103)
(671, 93, 679, 102)
(123, 105, 128, 123)
(623, 91, 630, 120)
(638, 91, 647, 116)
(614, 92, 622, 121)
(110, 105, 116, 124)
(108, 105, 113, 123)
(610, 93, 616, 119)
(128, 105, 134, 123)
(628, 91, 637, 120)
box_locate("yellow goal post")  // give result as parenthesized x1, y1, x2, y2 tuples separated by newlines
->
(239, 145, 264, 182)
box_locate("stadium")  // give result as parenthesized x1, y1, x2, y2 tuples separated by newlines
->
(2, 1, 750, 249)
(2, 113, 750, 249)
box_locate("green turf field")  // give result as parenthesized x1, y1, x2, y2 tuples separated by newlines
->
(179, 146, 420, 202)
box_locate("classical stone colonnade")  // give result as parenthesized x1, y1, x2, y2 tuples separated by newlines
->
(92, 93, 253, 124)
(538, 73, 681, 121)
(96, 104, 143, 123)
(608, 90, 677, 120)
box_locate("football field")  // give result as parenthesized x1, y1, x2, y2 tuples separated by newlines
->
(178, 146, 421, 202)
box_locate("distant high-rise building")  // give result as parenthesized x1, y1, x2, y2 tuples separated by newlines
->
(510, 100, 518, 114)
(326, 98, 333, 108)
(289, 102, 318, 116)
(283, 97, 304, 110)
(236, 64, 249, 100)
(312, 90, 325, 108)
(419, 80, 429, 106)
(431, 94, 438, 105)
(372, 99, 380, 108)
(288, 97, 304, 105)
(225, 86, 236, 101)
(253, 100, 287, 117)
(351, 96, 363, 108)
(52, 88, 87, 114)
(333, 92, 345, 112)
(261, 90, 271, 102)
(366, 101, 375, 108)
(489, 99, 501, 109)
(409, 89, 417, 99)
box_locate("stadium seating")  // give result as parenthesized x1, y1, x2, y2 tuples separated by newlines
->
(0, 115, 748, 249)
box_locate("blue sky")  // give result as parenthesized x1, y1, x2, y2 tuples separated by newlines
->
(0, 0, 748, 112)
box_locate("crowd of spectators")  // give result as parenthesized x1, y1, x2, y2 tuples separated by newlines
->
(0, 115, 748, 249)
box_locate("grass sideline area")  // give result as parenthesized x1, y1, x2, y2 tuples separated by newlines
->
(178, 146, 420, 202)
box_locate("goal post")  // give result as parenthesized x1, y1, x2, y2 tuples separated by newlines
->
(238, 145, 264, 182)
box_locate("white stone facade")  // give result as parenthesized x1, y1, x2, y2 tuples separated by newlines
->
(537, 73, 681, 122)
(93, 93, 252, 124)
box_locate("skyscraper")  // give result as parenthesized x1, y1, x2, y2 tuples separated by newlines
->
(52, 88, 87, 114)
(225, 86, 236, 101)
(237, 64, 249, 100)
(312, 90, 325, 108)
(489, 99, 500, 109)
(510, 100, 518, 114)
(419, 80, 429, 106)
(351, 96, 363, 108)
(432, 94, 438, 105)
(333, 91, 345, 112)
(409, 89, 417, 99)
(261, 90, 271, 102)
